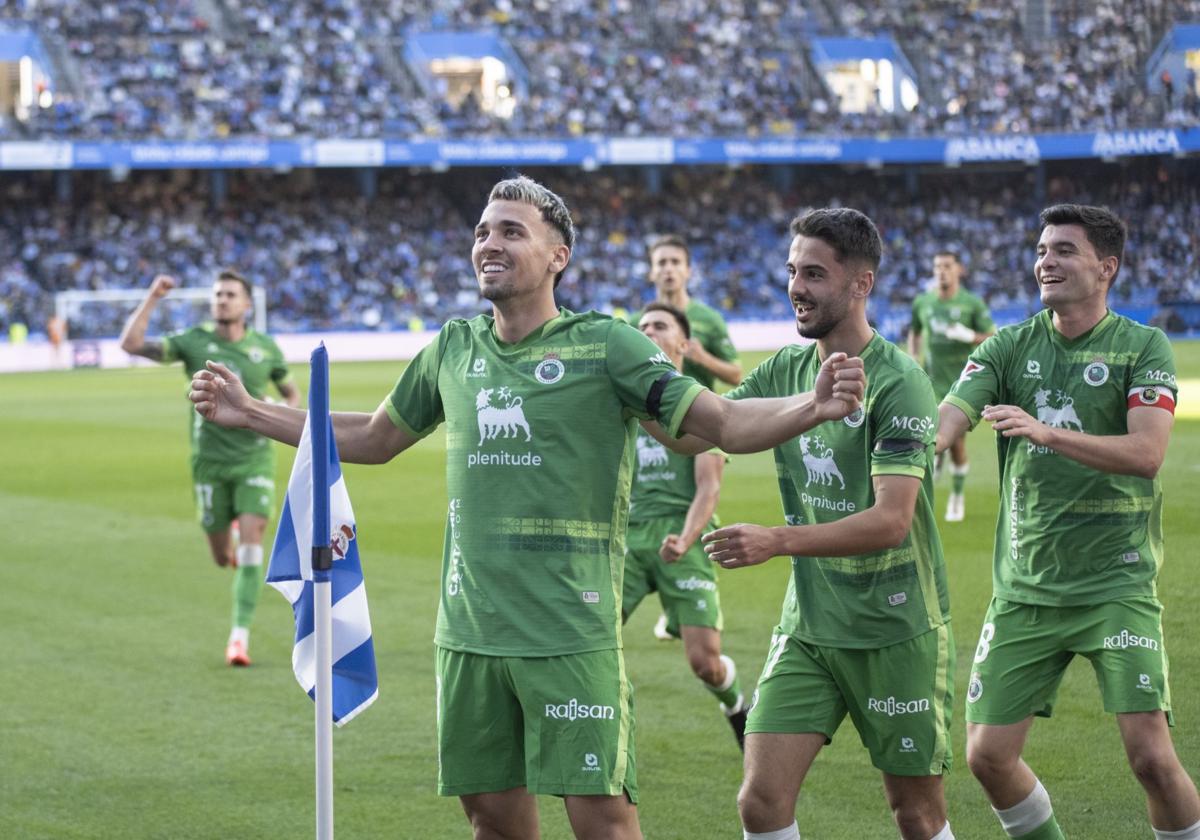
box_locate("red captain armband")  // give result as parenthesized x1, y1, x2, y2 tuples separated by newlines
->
(1128, 385, 1177, 414)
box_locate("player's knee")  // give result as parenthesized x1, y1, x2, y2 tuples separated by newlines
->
(966, 739, 1013, 786)
(1127, 743, 1182, 793)
(737, 779, 782, 830)
(891, 800, 942, 839)
(688, 651, 722, 685)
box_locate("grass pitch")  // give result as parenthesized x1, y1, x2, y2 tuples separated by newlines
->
(2, 342, 1199, 839)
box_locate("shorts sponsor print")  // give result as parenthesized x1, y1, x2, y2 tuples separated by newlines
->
(622, 516, 723, 636)
(745, 625, 954, 776)
(965, 597, 1173, 725)
(190, 457, 275, 533)
(435, 647, 637, 800)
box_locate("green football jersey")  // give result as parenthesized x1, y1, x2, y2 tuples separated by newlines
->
(385, 309, 705, 658)
(633, 300, 738, 390)
(910, 288, 994, 399)
(727, 334, 949, 649)
(628, 427, 710, 521)
(944, 310, 1178, 607)
(163, 326, 290, 464)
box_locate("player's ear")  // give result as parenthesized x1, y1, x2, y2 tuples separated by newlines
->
(549, 244, 570, 276)
(852, 269, 874, 299)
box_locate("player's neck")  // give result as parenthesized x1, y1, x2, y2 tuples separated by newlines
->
(492, 296, 560, 344)
(659, 288, 689, 309)
(215, 320, 247, 342)
(937, 285, 957, 301)
(816, 316, 874, 360)
(1051, 301, 1108, 340)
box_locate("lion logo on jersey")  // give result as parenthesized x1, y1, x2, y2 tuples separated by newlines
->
(636, 436, 669, 469)
(1034, 389, 1083, 431)
(476, 387, 533, 445)
(798, 434, 845, 489)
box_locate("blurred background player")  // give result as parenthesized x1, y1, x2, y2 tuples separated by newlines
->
(119, 270, 299, 666)
(938, 205, 1200, 840)
(701, 208, 955, 840)
(641, 233, 744, 639)
(624, 302, 747, 751)
(908, 250, 994, 522)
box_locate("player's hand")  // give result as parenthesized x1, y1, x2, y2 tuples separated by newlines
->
(189, 360, 253, 428)
(813, 352, 865, 422)
(683, 338, 705, 361)
(943, 322, 976, 343)
(982, 404, 1052, 445)
(702, 524, 780, 569)
(659, 534, 689, 564)
(149, 274, 177, 299)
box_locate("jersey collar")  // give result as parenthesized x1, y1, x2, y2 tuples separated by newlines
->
(1039, 307, 1115, 347)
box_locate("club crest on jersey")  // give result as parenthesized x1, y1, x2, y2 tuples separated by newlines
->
(247, 346, 265, 364)
(1034, 389, 1083, 431)
(476, 387, 532, 444)
(843, 407, 865, 428)
(798, 434, 845, 489)
(967, 672, 983, 703)
(534, 354, 565, 384)
(1083, 359, 1109, 386)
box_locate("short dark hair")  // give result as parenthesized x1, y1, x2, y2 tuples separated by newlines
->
(216, 268, 252, 297)
(933, 250, 959, 263)
(647, 234, 690, 265)
(1038, 204, 1126, 281)
(641, 301, 691, 338)
(789, 208, 882, 272)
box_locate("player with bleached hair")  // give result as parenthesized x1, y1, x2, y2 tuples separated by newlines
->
(939, 204, 1200, 840)
(189, 175, 865, 840)
(120, 269, 300, 666)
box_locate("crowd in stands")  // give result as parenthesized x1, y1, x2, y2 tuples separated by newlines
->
(2, 159, 1196, 340)
(1, 0, 1198, 140)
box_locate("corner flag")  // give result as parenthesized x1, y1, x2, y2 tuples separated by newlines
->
(268, 344, 378, 726)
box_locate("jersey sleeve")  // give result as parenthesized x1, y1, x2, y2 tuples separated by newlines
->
(870, 367, 938, 479)
(942, 332, 1006, 428)
(161, 329, 190, 365)
(1126, 328, 1178, 414)
(384, 329, 447, 438)
(723, 353, 775, 401)
(267, 338, 292, 387)
(706, 317, 739, 363)
(606, 320, 705, 437)
(972, 297, 996, 334)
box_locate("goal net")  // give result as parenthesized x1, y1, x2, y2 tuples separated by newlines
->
(54, 287, 269, 340)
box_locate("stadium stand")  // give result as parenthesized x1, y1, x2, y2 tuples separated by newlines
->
(3, 157, 1196, 339)
(1, 0, 1197, 139)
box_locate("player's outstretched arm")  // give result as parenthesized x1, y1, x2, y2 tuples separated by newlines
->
(119, 274, 176, 361)
(660, 452, 724, 564)
(190, 361, 418, 464)
(983, 403, 1172, 479)
(679, 352, 864, 454)
(935, 403, 972, 454)
(702, 474, 919, 568)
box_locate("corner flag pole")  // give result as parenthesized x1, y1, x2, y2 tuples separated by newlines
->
(310, 344, 334, 840)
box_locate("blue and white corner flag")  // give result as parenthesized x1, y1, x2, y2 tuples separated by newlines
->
(268, 345, 378, 726)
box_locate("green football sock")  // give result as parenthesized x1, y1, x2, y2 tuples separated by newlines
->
(951, 465, 968, 495)
(232, 545, 265, 630)
(705, 654, 745, 712)
(1015, 815, 1065, 839)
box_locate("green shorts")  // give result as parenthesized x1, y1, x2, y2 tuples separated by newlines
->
(191, 457, 276, 533)
(965, 597, 1173, 725)
(622, 516, 722, 637)
(746, 624, 954, 777)
(435, 646, 638, 801)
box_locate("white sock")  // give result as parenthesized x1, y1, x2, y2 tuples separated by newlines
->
(994, 780, 1053, 837)
(1155, 820, 1200, 839)
(745, 822, 800, 840)
(228, 626, 249, 645)
(951, 464, 969, 477)
(929, 822, 955, 840)
(717, 654, 738, 691)
(237, 544, 263, 567)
